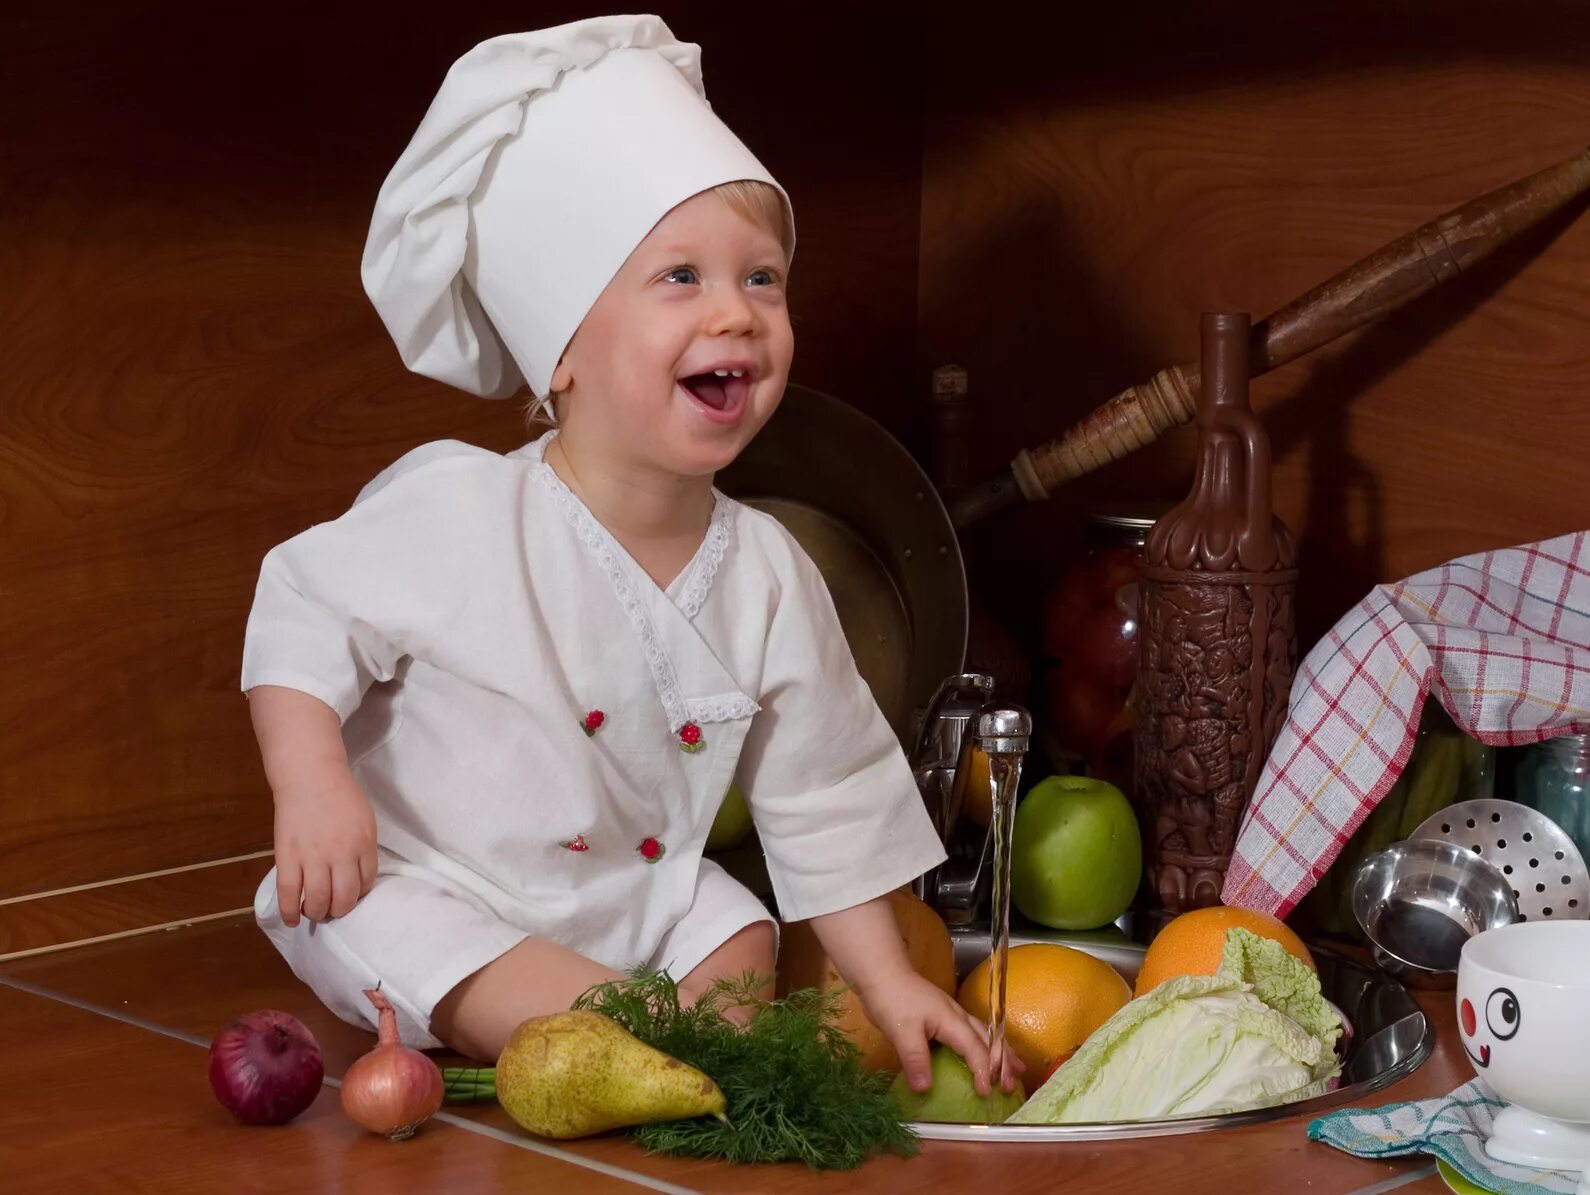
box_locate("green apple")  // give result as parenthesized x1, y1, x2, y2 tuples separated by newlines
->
(888, 1047, 1026, 1123)
(706, 782, 753, 851)
(1010, 774, 1141, 930)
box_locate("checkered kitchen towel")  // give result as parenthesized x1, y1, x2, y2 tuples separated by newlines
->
(1309, 1079, 1581, 1194)
(1223, 532, 1590, 916)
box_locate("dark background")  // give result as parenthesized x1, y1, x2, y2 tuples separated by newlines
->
(4, 2, 1587, 948)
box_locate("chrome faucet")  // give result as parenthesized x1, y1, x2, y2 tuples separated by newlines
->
(910, 672, 996, 922)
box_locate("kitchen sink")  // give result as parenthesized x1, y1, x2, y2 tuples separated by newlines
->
(921, 921, 1432, 1141)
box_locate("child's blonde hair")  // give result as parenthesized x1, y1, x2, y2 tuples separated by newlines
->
(527, 179, 792, 428)
(712, 178, 795, 261)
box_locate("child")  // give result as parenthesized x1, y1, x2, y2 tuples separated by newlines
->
(243, 14, 1008, 1097)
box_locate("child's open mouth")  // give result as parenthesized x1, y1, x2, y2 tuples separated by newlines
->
(678, 366, 754, 423)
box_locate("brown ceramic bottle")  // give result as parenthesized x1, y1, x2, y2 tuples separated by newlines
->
(1133, 313, 1298, 912)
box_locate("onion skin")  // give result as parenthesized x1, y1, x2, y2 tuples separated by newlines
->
(340, 988, 444, 1141)
(208, 1010, 324, 1126)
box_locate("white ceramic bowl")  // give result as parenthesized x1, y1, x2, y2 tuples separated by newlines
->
(1458, 920, 1590, 1175)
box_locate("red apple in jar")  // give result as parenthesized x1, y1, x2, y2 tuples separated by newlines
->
(1088, 546, 1143, 606)
(1042, 667, 1121, 758)
(1042, 546, 1142, 667)
(1041, 563, 1096, 659)
(1067, 602, 1139, 690)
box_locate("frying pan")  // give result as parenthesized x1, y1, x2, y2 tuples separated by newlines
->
(715, 383, 968, 742)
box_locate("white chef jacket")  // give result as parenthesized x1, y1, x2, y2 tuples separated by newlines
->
(241, 431, 947, 974)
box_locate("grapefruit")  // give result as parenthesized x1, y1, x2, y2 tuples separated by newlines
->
(777, 888, 955, 1072)
(1134, 906, 1316, 997)
(957, 943, 1131, 1077)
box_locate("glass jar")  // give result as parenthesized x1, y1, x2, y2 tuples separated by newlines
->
(1304, 697, 1496, 938)
(1515, 734, 1590, 864)
(1038, 506, 1164, 778)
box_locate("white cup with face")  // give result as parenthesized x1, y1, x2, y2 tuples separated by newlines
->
(1457, 920, 1590, 1184)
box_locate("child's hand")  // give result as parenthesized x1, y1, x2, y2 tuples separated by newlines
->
(272, 771, 377, 926)
(857, 968, 1025, 1097)
(248, 685, 375, 926)
(807, 894, 1026, 1097)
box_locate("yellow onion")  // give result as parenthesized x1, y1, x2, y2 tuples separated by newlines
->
(340, 988, 444, 1141)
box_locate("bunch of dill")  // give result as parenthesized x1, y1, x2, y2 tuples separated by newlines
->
(571, 969, 917, 1170)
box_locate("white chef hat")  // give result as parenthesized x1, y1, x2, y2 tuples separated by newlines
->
(361, 14, 792, 400)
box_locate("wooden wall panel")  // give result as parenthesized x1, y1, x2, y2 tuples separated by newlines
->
(921, 0, 1590, 679)
(12, 0, 1587, 941)
(0, 854, 272, 961)
(0, 2, 924, 903)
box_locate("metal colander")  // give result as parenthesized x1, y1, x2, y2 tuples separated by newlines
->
(1411, 798, 1590, 922)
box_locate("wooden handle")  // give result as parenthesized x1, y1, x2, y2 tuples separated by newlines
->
(1000, 144, 1590, 505)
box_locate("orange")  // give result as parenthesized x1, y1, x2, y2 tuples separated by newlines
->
(1134, 906, 1315, 997)
(961, 746, 995, 828)
(777, 888, 956, 1073)
(1036, 1049, 1076, 1088)
(957, 944, 1132, 1077)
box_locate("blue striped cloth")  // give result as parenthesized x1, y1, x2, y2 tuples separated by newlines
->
(1308, 1081, 1580, 1194)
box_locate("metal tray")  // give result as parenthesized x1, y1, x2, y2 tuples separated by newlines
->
(913, 927, 1433, 1142)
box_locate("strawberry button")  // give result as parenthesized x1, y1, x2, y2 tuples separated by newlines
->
(678, 723, 704, 754)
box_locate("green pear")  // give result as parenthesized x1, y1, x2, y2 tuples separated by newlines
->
(495, 1010, 726, 1139)
(706, 782, 754, 851)
(888, 1046, 1026, 1124)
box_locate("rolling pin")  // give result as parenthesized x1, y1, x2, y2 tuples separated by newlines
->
(949, 144, 1590, 530)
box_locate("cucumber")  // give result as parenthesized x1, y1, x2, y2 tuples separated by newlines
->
(1307, 770, 1410, 938)
(1398, 732, 1463, 839)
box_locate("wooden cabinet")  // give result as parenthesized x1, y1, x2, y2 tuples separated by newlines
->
(5, 0, 1587, 954)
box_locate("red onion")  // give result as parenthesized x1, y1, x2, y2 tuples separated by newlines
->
(208, 1009, 324, 1125)
(340, 988, 444, 1141)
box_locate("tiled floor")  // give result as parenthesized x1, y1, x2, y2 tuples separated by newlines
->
(0, 916, 1463, 1193)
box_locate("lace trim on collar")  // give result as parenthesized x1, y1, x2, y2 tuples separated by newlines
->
(674, 497, 733, 619)
(532, 458, 756, 730)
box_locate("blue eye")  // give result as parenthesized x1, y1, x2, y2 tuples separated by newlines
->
(747, 269, 777, 287)
(664, 267, 699, 285)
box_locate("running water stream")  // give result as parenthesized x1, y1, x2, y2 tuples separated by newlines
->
(977, 705, 1031, 1121)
